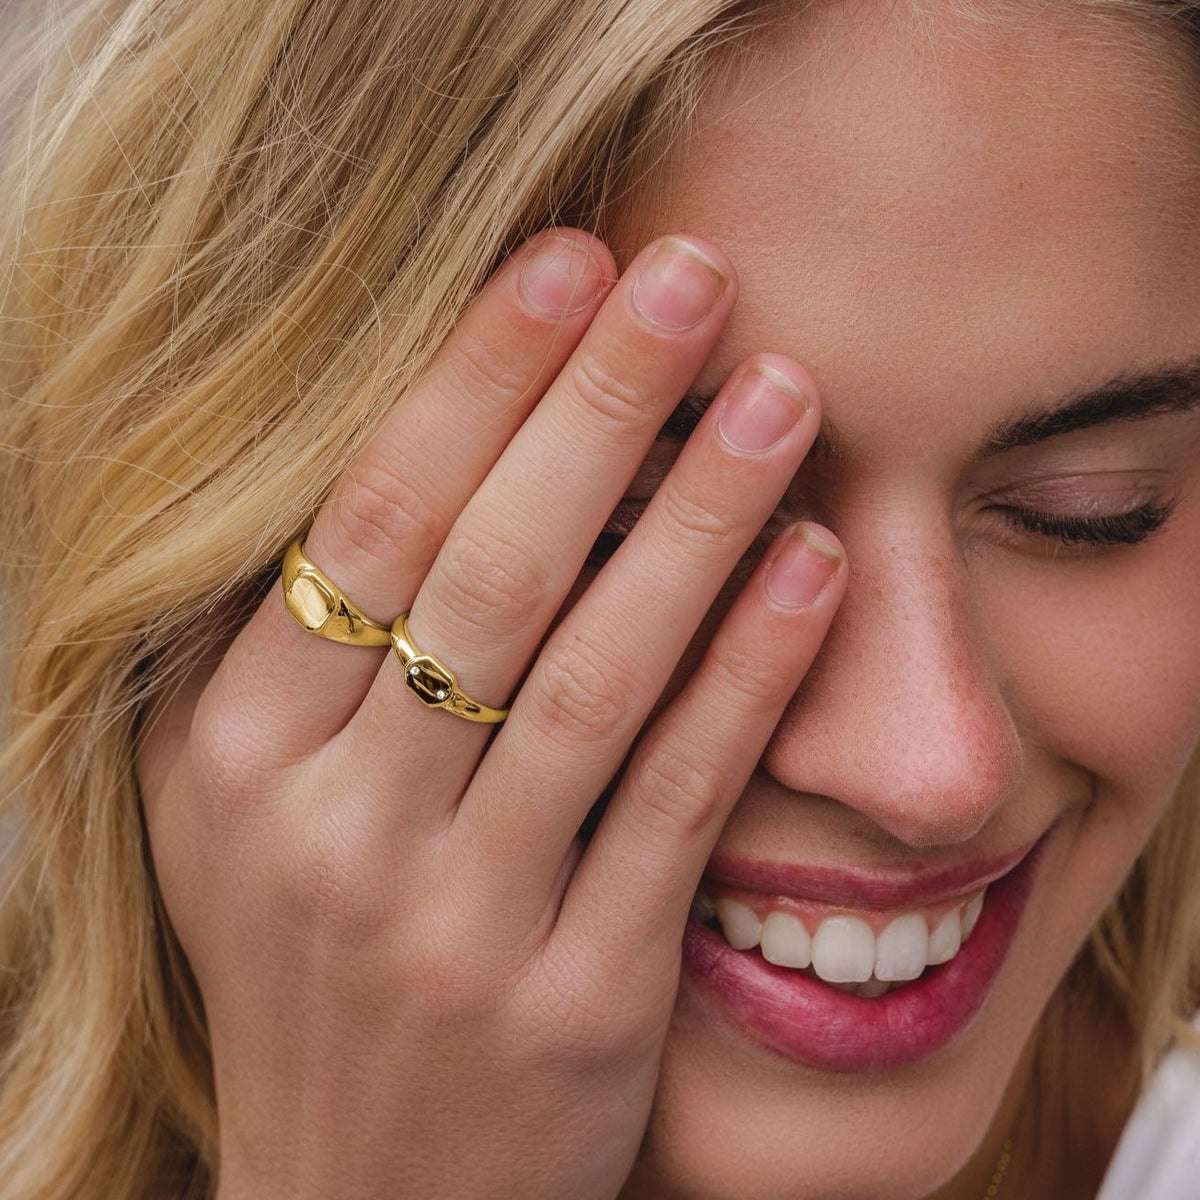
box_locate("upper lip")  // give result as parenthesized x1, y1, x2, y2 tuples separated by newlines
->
(701, 835, 1042, 910)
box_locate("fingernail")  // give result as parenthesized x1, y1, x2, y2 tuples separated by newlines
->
(632, 237, 728, 331)
(519, 236, 608, 317)
(718, 365, 809, 454)
(765, 525, 842, 608)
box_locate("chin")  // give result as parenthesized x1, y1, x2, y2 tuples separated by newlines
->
(628, 988, 1028, 1200)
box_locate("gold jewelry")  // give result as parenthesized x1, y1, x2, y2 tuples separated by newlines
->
(982, 1137, 1014, 1199)
(281, 539, 392, 647)
(390, 613, 510, 724)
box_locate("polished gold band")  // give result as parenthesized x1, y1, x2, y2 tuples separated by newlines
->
(391, 613, 510, 724)
(281, 539, 392, 647)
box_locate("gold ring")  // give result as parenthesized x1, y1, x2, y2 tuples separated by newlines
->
(391, 613, 510, 724)
(281, 539, 392, 647)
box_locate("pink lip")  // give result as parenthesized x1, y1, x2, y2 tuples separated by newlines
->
(682, 832, 1049, 1073)
(703, 837, 1039, 909)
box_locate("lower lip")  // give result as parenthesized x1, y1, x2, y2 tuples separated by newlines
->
(681, 837, 1047, 1073)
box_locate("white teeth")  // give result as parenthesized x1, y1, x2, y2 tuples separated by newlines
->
(709, 887, 991, 987)
(927, 908, 963, 965)
(962, 889, 985, 938)
(856, 975, 893, 999)
(874, 913, 929, 982)
(714, 897, 761, 950)
(760, 912, 812, 968)
(811, 915, 876, 983)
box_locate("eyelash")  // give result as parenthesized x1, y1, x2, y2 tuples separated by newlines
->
(588, 496, 1181, 566)
(997, 497, 1180, 546)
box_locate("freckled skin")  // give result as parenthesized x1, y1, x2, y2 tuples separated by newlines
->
(606, 3, 1200, 1199)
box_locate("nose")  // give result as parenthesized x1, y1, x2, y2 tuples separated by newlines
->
(762, 513, 1022, 848)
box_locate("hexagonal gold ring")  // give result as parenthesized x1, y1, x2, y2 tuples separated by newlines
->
(390, 613, 510, 724)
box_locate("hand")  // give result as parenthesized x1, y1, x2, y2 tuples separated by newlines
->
(136, 229, 846, 1200)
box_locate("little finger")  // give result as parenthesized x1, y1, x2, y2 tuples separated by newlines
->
(559, 521, 846, 972)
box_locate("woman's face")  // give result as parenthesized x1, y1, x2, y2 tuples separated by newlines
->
(607, 2, 1200, 1197)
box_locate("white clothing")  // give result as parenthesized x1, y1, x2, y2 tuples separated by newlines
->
(1096, 1019, 1200, 1199)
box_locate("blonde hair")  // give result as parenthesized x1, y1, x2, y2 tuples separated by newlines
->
(0, 0, 1198, 1196)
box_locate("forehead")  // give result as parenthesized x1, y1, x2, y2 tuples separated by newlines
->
(622, 0, 1200, 445)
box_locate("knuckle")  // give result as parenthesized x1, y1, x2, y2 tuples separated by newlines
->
(528, 945, 676, 1070)
(525, 634, 636, 745)
(707, 636, 794, 710)
(443, 326, 537, 408)
(526, 954, 658, 1064)
(656, 484, 738, 546)
(190, 691, 287, 820)
(406, 911, 515, 1018)
(633, 739, 721, 839)
(332, 452, 441, 566)
(408, 951, 492, 1019)
(568, 354, 646, 431)
(530, 983, 618, 1062)
(282, 814, 395, 945)
(432, 522, 552, 641)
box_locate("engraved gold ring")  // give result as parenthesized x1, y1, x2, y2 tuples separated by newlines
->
(391, 613, 510, 724)
(281, 539, 392, 647)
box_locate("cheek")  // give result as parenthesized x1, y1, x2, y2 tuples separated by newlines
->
(980, 537, 1200, 805)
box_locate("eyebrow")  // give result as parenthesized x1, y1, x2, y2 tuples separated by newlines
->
(974, 360, 1200, 459)
(673, 359, 1200, 462)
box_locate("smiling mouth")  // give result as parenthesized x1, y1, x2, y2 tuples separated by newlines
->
(680, 830, 1053, 1072)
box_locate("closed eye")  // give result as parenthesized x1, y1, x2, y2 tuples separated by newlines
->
(994, 497, 1179, 548)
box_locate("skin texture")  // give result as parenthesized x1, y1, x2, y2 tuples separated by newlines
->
(614, 3, 1200, 1199)
(135, 2, 1200, 1199)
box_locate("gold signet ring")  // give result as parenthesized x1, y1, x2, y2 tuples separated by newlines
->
(281, 539, 393, 647)
(390, 613, 510, 724)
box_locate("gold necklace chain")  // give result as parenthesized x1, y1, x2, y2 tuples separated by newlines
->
(981, 1138, 1014, 1199)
